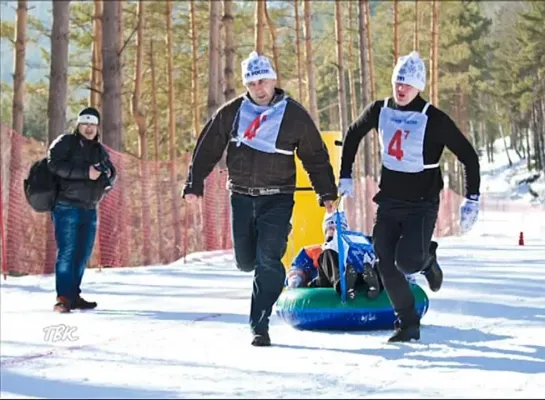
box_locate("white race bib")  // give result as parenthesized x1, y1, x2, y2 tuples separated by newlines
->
(378, 98, 437, 173)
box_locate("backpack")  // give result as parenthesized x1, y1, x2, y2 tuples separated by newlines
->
(23, 135, 78, 213)
(23, 157, 60, 212)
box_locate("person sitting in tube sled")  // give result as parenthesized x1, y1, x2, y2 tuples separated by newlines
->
(285, 211, 443, 299)
(285, 211, 386, 300)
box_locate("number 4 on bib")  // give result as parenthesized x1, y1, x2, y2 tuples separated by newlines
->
(387, 129, 409, 161)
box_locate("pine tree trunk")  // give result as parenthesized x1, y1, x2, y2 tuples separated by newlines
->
(166, 0, 176, 163)
(364, 1, 375, 101)
(334, 1, 347, 134)
(166, 0, 182, 260)
(294, 0, 304, 103)
(216, 0, 227, 170)
(190, 0, 201, 136)
(264, 2, 281, 87)
(303, 0, 319, 127)
(430, 0, 439, 106)
(413, 0, 419, 52)
(217, 11, 225, 107)
(533, 102, 543, 171)
(363, 0, 379, 180)
(90, 0, 103, 110)
(47, 0, 70, 143)
(254, 0, 265, 54)
(348, 1, 363, 230)
(132, 0, 146, 156)
(12, 0, 27, 135)
(511, 120, 523, 159)
(45, 0, 70, 275)
(393, 0, 399, 63)
(102, 0, 123, 150)
(149, 39, 165, 263)
(223, 0, 236, 101)
(207, 0, 221, 118)
(117, 1, 123, 108)
(358, 0, 371, 177)
(347, 2, 358, 120)
(132, 0, 151, 265)
(525, 126, 531, 170)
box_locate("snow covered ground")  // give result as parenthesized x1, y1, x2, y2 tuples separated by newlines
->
(1, 144, 545, 399)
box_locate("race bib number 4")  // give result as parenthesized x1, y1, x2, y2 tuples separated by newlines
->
(387, 129, 410, 161)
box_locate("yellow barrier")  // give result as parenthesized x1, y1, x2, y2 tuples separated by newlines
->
(282, 131, 341, 269)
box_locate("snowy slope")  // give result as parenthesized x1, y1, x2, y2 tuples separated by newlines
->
(480, 139, 545, 204)
(1, 145, 545, 399)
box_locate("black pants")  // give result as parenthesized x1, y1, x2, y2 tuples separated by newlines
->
(372, 194, 439, 327)
(230, 193, 294, 335)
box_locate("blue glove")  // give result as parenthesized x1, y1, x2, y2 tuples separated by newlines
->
(460, 195, 480, 233)
(338, 178, 354, 197)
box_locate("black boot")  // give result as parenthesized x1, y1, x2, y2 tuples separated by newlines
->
(421, 241, 443, 292)
(388, 320, 420, 343)
(362, 263, 381, 299)
(334, 264, 358, 299)
(72, 295, 97, 310)
(251, 332, 271, 347)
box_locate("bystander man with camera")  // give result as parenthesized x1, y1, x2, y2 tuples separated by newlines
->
(47, 107, 117, 313)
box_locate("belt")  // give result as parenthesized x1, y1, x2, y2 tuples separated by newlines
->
(229, 184, 295, 196)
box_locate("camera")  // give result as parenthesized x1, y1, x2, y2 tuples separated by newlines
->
(93, 163, 112, 192)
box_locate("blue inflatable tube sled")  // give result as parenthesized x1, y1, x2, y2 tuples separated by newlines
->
(275, 285, 429, 331)
(277, 208, 429, 331)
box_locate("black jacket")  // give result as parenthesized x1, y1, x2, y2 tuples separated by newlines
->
(183, 89, 338, 205)
(340, 95, 480, 201)
(47, 132, 117, 209)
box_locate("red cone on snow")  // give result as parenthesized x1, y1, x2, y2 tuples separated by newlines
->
(518, 232, 525, 246)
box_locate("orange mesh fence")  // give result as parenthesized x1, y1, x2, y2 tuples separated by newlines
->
(343, 175, 464, 237)
(4, 125, 532, 279)
(0, 125, 232, 278)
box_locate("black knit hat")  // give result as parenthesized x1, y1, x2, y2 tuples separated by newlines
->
(77, 107, 100, 125)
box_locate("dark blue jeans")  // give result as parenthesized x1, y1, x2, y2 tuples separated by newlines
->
(230, 193, 294, 335)
(52, 201, 97, 302)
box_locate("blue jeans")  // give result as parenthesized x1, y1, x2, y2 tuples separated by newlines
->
(52, 201, 97, 302)
(230, 193, 294, 335)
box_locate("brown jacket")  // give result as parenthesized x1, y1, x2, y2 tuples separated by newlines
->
(183, 89, 338, 205)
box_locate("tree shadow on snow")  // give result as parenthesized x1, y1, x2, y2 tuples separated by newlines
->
(432, 298, 545, 323)
(275, 324, 545, 374)
(89, 309, 249, 325)
(0, 369, 179, 399)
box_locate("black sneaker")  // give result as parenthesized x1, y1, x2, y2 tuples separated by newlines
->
(346, 264, 358, 292)
(421, 241, 443, 292)
(334, 264, 358, 299)
(251, 332, 271, 347)
(423, 264, 443, 292)
(72, 296, 97, 310)
(362, 264, 380, 299)
(388, 322, 420, 343)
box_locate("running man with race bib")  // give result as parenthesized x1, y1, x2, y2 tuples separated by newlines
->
(338, 51, 481, 342)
